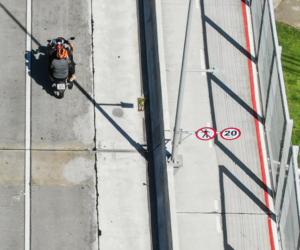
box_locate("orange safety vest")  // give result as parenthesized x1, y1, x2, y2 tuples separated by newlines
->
(57, 48, 69, 59)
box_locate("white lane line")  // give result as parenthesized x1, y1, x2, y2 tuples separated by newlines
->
(200, 49, 206, 76)
(195, 0, 200, 9)
(207, 122, 213, 148)
(214, 200, 219, 211)
(25, 0, 32, 249)
(216, 216, 222, 233)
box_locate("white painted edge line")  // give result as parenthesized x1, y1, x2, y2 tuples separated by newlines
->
(156, 0, 171, 153)
(207, 122, 213, 148)
(166, 166, 180, 250)
(25, 0, 32, 249)
(155, 0, 180, 249)
(214, 200, 219, 211)
(245, 4, 279, 250)
(200, 49, 206, 76)
(155, 0, 170, 135)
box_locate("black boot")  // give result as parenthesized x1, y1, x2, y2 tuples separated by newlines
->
(68, 82, 73, 90)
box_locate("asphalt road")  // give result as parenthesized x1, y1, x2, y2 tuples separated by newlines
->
(0, 0, 152, 249)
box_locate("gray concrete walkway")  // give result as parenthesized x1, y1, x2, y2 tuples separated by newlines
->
(93, 1, 152, 249)
(159, 0, 276, 249)
(275, 0, 300, 30)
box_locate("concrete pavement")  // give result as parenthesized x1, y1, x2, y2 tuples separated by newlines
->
(0, 0, 152, 249)
(0, 1, 26, 248)
(0, 0, 287, 249)
(275, 0, 300, 30)
(159, 0, 276, 249)
(93, 1, 152, 249)
(273, 0, 283, 9)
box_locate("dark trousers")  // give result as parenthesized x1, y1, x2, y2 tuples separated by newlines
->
(69, 61, 75, 77)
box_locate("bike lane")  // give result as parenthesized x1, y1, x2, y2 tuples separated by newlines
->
(159, 0, 277, 249)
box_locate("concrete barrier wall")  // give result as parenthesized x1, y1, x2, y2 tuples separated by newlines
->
(137, 0, 173, 249)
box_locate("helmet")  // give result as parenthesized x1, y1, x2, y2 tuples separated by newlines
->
(54, 38, 65, 50)
(57, 48, 68, 59)
(55, 38, 65, 46)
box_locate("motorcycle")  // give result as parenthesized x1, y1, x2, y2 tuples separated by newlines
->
(47, 37, 75, 98)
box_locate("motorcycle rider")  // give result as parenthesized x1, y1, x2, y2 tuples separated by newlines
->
(49, 39, 76, 82)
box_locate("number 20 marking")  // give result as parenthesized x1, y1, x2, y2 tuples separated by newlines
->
(220, 128, 241, 140)
(224, 130, 237, 136)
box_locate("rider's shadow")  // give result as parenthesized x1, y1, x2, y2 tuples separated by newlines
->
(25, 46, 55, 97)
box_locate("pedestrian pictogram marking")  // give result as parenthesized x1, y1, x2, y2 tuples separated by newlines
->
(196, 127, 217, 140)
(220, 127, 241, 140)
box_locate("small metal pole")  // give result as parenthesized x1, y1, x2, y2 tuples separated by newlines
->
(171, 0, 194, 166)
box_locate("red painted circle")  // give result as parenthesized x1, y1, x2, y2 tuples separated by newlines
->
(220, 127, 241, 140)
(196, 127, 217, 141)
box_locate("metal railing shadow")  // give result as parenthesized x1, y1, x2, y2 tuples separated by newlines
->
(73, 80, 147, 158)
(98, 102, 134, 108)
(219, 165, 275, 250)
(210, 74, 264, 124)
(1, 2, 146, 157)
(0, 2, 58, 97)
(0, 3, 41, 47)
(201, 1, 256, 63)
(25, 47, 56, 97)
(200, 0, 269, 192)
(216, 139, 273, 197)
(281, 54, 300, 77)
(282, 54, 300, 64)
(200, 1, 276, 248)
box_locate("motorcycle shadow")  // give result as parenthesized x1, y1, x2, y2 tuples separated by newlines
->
(25, 46, 57, 98)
